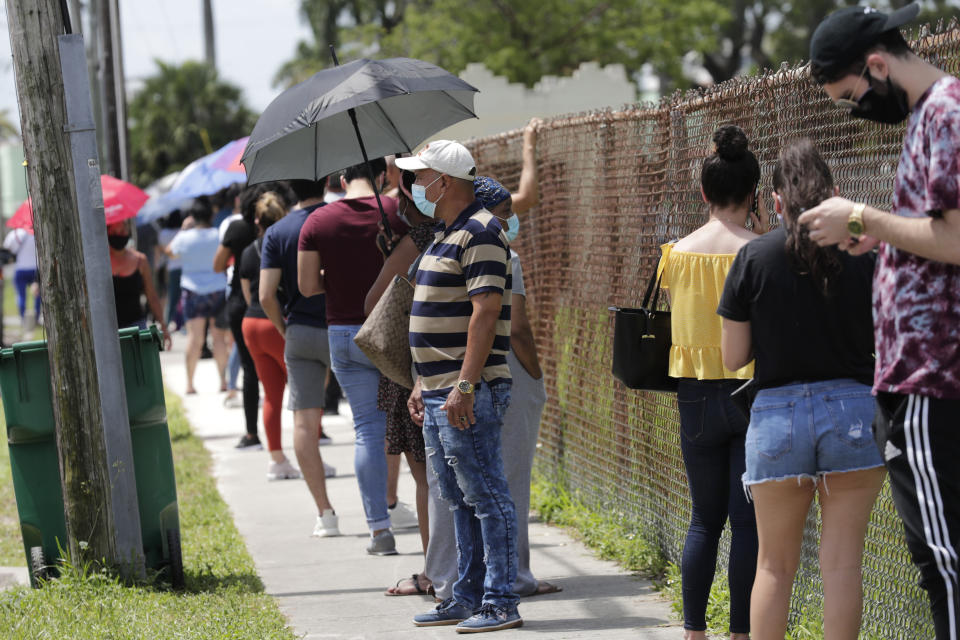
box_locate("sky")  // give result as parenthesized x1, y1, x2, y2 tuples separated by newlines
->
(0, 0, 314, 126)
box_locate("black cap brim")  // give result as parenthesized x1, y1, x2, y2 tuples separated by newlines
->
(884, 2, 920, 31)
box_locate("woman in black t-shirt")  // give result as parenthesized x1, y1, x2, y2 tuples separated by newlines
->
(214, 187, 261, 448)
(718, 140, 885, 639)
(240, 191, 300, 480)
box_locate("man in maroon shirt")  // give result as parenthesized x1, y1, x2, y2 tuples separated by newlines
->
(298, 158, 408, 556)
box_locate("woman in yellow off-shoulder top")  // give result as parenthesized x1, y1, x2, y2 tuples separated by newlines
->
(657, 125, 767, 640)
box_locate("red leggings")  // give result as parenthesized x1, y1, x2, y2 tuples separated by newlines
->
(242, 317, 286, 452)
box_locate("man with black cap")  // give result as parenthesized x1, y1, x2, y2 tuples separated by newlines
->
(800, 4, 960, 637)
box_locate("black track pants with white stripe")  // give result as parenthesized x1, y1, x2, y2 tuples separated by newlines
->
(876, 392, 960, 640)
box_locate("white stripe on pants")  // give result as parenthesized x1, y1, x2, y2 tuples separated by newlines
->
(905, 394, 959, 640)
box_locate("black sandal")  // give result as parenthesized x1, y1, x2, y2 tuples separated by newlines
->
(385, 573, 432, 596)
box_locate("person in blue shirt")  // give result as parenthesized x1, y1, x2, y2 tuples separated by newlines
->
(167, 199, 229, 394)
(259, 178, 340, 538)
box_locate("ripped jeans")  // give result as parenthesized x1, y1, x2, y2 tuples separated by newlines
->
(422, 381, 519, 610)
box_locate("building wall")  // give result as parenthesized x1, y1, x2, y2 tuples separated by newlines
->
(434, 61, 637, 143)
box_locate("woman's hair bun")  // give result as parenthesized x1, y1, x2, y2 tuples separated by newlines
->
(713, 125, 748, 162)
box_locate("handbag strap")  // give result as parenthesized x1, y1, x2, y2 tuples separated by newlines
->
(642, 244, 672, 310)
(641, 268, 665, 310)
(407, 245, 430, 281)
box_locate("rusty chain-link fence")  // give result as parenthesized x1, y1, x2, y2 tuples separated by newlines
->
(466, 22, 960, 639)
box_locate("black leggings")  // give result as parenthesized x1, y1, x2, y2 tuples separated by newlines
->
(228, 296, 259, 437)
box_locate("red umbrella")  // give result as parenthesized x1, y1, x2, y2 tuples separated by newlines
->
(7, 174, 149, 232)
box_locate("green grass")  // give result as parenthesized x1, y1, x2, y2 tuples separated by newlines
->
(2, 278, 42, 343)
(2, 276, 17, 320)
(531, 473, 668, 578)
(531, 475, 833, 640)
(0, 415, 19, 566)
(0, 393, 297, 639)
(660, 562, 741, 637)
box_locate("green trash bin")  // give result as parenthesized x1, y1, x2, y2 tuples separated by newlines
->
(0, 326, 183, 588)
(0, 339, 67, 588)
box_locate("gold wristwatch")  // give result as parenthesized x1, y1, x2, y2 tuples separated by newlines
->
(456, 380, 475, 394)
(848, 202, 866, 238)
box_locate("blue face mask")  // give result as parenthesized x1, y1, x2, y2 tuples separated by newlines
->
(498, 213, 519, 242)
(412, 175, 443, 218)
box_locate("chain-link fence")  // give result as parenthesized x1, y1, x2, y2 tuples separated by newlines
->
(466, 21, 960, 639)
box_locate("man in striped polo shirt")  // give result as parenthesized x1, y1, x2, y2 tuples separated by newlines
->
(398, 141, 522, 633)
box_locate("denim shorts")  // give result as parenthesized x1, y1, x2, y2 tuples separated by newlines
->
(743, 379, 884, 488)
(181, 289, 226, 321)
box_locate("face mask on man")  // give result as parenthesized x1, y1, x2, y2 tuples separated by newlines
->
(412, 175, 444, 218)
(107, 234, 129, 250)
(850, 73, 910, 125)
(496, 213, 520, 242)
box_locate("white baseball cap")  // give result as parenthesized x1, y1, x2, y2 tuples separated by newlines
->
(395, 140, 477, 181)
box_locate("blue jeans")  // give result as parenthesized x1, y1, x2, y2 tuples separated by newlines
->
(677, 378, 757, 634)
(328, 325, 390, 531)
(13, 268, 39, 318)
(227, 343, 240, 390)
(423, 382, 518, 610)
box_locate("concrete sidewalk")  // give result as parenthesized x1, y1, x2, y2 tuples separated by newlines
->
(160, 339, 678, 639)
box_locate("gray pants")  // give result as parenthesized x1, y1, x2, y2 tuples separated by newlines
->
(426, 349, 547, 599)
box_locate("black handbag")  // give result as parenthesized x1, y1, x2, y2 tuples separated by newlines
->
(610, 266, 677, 392)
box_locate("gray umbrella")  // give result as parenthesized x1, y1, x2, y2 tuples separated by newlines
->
(240, 56, 479, 186)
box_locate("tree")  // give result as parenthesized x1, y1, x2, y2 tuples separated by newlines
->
(274, 0, 409, 88)
(128, 61, 255, 187)
(275, 0, 727, 90)
(276, 0, 960, 94)
(384, 0, 728, 88)
(704, 0, 960, 83)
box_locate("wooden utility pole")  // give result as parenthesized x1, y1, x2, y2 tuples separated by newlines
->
(5, 0, 143, 574)
(203, 0, 216, 69)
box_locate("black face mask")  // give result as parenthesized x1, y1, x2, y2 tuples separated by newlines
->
(850, 74, 910, 125)
(107, 234, 130, 250)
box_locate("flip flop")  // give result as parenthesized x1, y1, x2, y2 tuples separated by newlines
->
(528, 580, 562, 596)
(385, 573, 434, 596)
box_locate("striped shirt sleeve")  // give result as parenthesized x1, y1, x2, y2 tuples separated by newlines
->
(462, 228, 507, 297)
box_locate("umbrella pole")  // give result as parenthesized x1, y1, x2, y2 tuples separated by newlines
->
(330, 46, 394, 255)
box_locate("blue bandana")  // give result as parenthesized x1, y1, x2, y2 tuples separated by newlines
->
(473, 176, 510, 210)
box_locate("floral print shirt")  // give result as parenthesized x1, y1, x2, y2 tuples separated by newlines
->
(873, 76, 960, 399)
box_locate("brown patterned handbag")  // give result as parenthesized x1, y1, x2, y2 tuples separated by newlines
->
(354, 274, 415, 389)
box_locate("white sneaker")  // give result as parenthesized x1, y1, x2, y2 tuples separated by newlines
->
(323, 462, 336, 478)
(388, 501, 420, 529)
(312, 509, 340, 537)
(266, 459, 301, 481)
(223, 395, 243, 409)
